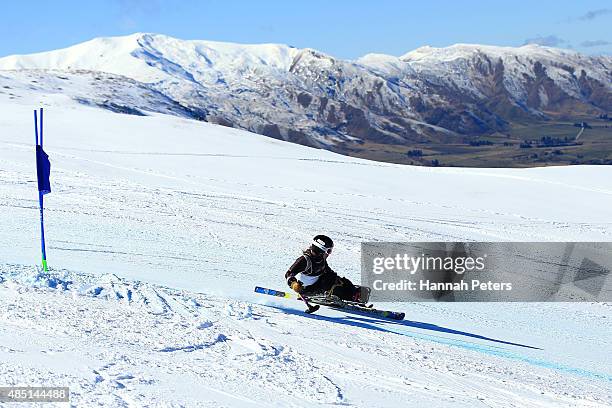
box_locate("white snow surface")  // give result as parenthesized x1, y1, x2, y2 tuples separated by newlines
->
(1, 88, 612, 406)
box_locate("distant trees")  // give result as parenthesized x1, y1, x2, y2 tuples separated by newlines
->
(406, 149, 423, 157)
(404, 149, 440, 167)
(467, 140, 493, 146)
(520, 136, 580, 148)
(538, 136, 573, 147)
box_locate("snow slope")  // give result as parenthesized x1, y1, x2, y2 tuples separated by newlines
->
(0, 33, 301, 83)
(399, 43, 611, 101)
(0, 32, 311, 102)
(1, 87, 611, 406)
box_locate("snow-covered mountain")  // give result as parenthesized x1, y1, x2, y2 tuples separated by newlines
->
(0, 33, 610, 155)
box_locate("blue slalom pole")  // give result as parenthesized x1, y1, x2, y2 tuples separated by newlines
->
(34, 110, 38, 145)
(35, 108, 48, 272)
(39, 191, 47, 271)
(39, 108, 43, 147)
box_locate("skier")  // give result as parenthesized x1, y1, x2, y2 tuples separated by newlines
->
(285, 235, 369, 303)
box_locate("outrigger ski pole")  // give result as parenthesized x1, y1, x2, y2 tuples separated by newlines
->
(299, 294, 320, 314)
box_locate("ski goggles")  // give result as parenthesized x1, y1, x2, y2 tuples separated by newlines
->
(312, 240, 333, 254)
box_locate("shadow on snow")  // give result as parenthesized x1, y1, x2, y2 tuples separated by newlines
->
(263, 305, 612, 381)
(266, 304, 541, 350)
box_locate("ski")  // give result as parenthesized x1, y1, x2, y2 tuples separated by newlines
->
(254, 286, 405, 320)
(253, 286, 319, 312)
(254, 286, 295, 299)
(305, 293, 405, 320)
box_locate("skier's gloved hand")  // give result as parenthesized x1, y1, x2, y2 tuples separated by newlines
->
(290, 280, 304, 293)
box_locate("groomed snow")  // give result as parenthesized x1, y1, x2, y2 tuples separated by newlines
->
(1, 89, 611, 406)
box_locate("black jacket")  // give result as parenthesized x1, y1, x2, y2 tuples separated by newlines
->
(285, 249, 335, 287)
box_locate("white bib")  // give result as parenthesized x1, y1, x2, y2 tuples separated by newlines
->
(297, 273, 320, 286)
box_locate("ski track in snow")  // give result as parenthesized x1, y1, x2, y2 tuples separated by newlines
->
(0, 93, 611, 406)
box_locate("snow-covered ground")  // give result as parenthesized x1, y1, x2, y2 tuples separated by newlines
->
(1, 90, 611, 407)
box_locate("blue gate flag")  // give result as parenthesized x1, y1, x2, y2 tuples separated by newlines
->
(36, 144, 51, 195)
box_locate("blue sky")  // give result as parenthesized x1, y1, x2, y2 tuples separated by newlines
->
(0, 0, 610, 58)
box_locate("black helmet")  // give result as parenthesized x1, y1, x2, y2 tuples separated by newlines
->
(311, 234, 334, 254)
